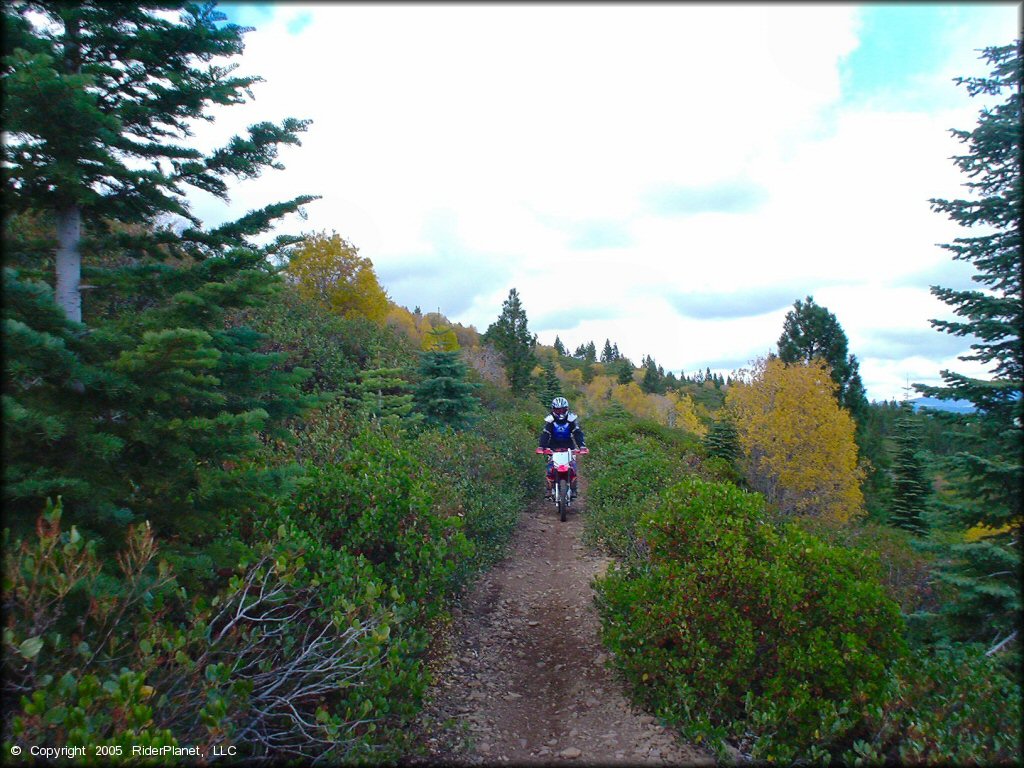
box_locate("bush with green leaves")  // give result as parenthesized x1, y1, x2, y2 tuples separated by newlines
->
(594, 477, 907, 763)
(844, 643, 1020, 765)
(279, 429, 470, 629)
(582, 415, 698, 559)
(410, 405, 536, 585)
(1, 499, 441, 764)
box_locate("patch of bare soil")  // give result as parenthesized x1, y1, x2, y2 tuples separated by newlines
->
(404, 483, 714, 766)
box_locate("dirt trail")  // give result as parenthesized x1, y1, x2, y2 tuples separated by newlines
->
(406, 485, 714, 765)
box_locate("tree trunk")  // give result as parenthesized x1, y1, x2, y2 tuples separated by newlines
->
(55, 9, 83, 324)
(55, 204, 82, 323)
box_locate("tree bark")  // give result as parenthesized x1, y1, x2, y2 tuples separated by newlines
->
(55, 9, 83, 324)
(56, 204, 82, 323)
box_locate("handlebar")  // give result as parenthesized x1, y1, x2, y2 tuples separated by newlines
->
(535, 447, 589, 455)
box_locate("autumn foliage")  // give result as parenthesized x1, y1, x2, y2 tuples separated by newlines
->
(286, 231, 390, 322)
(726, 356, 864, 522)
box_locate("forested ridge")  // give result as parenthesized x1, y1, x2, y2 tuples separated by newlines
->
(2, 4, 1020, 764)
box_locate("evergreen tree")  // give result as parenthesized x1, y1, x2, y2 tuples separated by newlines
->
(553, 335, 566, 356)
(641, 356, 662, 394)
(616, 358, 634, 385)
(601, 338, 614, 363)
(778, 296, 868, 418)
(888, 402, 930, 535)
(482, 288, 536, 393)
(704, 415, 740, 463)
(413, 350, 479, 430)
(914, 41, 1022, 645)
(573, 343, 588, 359)
(350, 367, 418, 429)
(537, 359, 562, 409)
(584, 341, 597, 364)
(611, 343, 621, 361)
(1, 1, 317, 322)
(1, 3, 318, 575)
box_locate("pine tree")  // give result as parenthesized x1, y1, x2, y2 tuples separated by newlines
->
(914, 41, 1022, 645)
(616, 359, 634, 385)
(704, 415, 740, 463)
(778, 296, 868, 418)
(1, 3, 318, 574)
(537, 359, 562, 409)
(553, 336, 566, 356)
(1, 1, 317, 322)
(482, 288, 536, 393)
(584, 341, 597, 364)
(349, 367, 418, 429)
(413, 350, 480, 430)
(887, 402, 930, 534)
(601, 339, 614, 363)
(641, 356, 662, 394)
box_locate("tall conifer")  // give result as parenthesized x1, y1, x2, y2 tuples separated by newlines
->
(914, 41, 1022, 645)
(888, 403, 930, 535)
(778, 297, 868, 418)
(2, 3, 319, 572)
(413, 350, 480, 430)
(482, 288, 536, 393)
(2, 1, 317, 321)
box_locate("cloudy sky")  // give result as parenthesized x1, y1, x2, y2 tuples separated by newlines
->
(191, 2, 1019, 402)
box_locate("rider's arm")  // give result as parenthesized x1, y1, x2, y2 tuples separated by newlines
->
(539, 423, 552, 449)
(572, 421, 586, 448)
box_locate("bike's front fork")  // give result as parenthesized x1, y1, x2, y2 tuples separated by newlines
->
(545, 476, 576, 502)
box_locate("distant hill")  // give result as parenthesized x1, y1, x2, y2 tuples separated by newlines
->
(910, 396, 976, 414)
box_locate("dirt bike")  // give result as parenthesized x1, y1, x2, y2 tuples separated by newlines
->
(536, 446, 589, 522)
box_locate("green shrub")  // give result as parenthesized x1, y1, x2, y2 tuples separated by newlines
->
(796, 517, 946, 626)
(1, 500, 430, 764)
(410, 413, 534, 584)
(281, 429, 470, 625)
(595, 477, 907, 763)
(582, 430, 692, 559)
(845, 643, 1021, 765)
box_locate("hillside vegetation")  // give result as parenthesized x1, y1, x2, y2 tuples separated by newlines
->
(2, 4, 1019, 764)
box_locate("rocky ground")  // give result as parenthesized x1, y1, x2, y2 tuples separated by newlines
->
(405, 484, 714, 765)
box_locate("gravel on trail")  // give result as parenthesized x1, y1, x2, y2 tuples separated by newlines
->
(405, 482, 714, 766)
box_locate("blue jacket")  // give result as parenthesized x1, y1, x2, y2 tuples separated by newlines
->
(539, 412, 585, 451)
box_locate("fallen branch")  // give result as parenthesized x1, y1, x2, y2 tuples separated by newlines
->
(986, 629, 1018, 657)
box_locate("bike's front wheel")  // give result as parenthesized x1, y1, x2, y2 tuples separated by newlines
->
(557, 478, 568, 522)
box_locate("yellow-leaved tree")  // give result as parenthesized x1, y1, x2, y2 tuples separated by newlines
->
(612, 382, 659, 421)
(665, 390, 707, 437)
(726, 356, 864, 522)
(385, 305, 421, 345)
(286, 231, 389, 322)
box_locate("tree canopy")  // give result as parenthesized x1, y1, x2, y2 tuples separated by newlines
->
(1, 1, 317, 322)
(482, 288, 536, 393)
(726, 356, 865, 523)
(914, 41, 1022, 644)
(286, 231, 390, 322)
(777, 296, 868, 418)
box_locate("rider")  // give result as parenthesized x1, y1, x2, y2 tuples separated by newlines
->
(537, 396, 587, 498)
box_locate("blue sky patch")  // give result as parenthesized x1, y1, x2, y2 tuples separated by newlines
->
(840, 5, 964, 109)
(569, 221, 632, 250)
(668, 288, 797, 321)
(217, 2, 275, 29)
(645, 181, 768, 217)
(287, 12, 313, 35)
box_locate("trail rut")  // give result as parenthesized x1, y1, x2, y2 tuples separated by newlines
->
(406, 485, 714, 765)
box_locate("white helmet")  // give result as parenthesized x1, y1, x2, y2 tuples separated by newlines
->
(551, 396, 570, 422)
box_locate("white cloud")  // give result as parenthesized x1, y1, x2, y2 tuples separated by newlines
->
(181, 3, 1018, 402)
